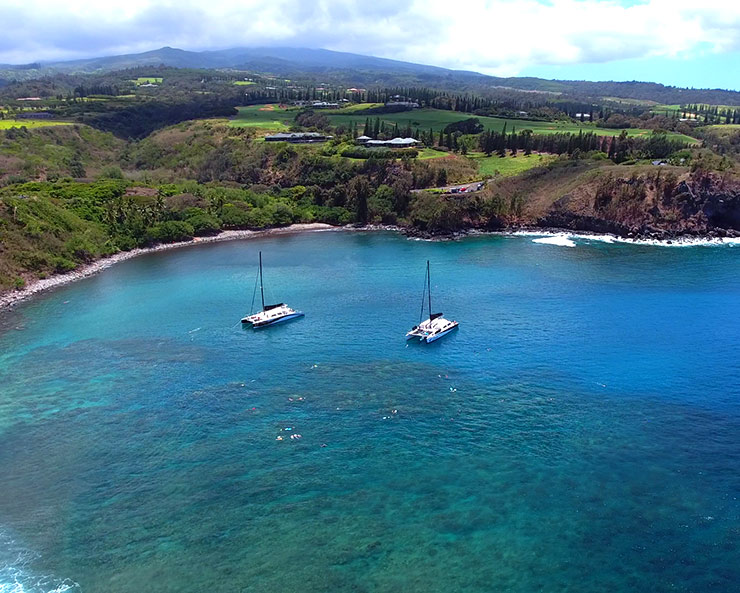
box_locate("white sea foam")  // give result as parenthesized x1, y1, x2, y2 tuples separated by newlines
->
(510, 230, 739, 248)
(0, 531, 77, 593)
(532, 235, 576, 247)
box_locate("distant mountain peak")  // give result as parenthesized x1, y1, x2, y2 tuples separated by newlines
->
(1, 45, 739, 104)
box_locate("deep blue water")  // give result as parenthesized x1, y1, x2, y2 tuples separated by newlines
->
(0, 231, 738, 593)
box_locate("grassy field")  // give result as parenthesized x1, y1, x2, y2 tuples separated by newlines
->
(417, 147, 453, 160)
(0, 120, 72, 130)
(329, 108, 697, 142)
(603, 97, 657, 106)
(231, 104, 696, 143)
(468, 152, 555, 177)
(133, 77, 163, 85)
(233, 81, 256, 86)
(229, 105, 296, 131)
(324, 103, 384, 114)
(704, 124, 740, 138)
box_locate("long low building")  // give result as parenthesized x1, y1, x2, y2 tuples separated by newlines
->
(363, 137, 420, 148)
(265, 132, 333, 143)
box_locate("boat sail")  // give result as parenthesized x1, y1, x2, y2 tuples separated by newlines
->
(406, 260, 458, 343)
(241, 252, 304, 328)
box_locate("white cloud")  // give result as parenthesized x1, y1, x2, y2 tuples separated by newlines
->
(1, 0, 739, 75)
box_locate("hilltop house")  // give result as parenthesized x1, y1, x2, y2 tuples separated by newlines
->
(366, 137, 419, 148)
(311, 101, 340, 109)
(265, 132, 333, 143)
(386, 101, 420, 109)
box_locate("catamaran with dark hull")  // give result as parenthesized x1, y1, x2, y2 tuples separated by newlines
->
(406, 260, 458, 343)
(241, 252, 304, 328)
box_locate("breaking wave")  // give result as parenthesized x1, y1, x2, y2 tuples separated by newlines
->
(532, 235, 576, 247)
(511, 230, 739, 248)
(0, 531, 77, 593)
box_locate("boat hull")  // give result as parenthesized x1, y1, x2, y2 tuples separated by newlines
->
(424, 322, 458, 343)
(406, 321, 459, 343)
(250, 312, 304, 328)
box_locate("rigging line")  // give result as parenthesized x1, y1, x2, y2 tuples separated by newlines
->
(418, 264, 428, 324)
(427, 260, 432, 318)
(259, 251, 265, 310)
(250, 264, 260, 314)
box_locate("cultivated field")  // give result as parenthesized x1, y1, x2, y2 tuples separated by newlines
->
(231, 104, 696, 143)
(133, 77, 163, 85)
(0, 120, 73, 130)
(468, 152, 555, 177)
(328, 108, 696, 142)
(229, 105, 295, 131)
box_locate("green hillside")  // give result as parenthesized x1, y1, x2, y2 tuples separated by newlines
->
(230, 105, 697, 143)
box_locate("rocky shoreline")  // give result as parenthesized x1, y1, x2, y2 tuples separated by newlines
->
(1, 222, 737, 313)
(403, 224, 740, 244)
(0, 223, 340, 312)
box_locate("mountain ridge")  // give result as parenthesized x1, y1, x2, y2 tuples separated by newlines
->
(2, 46, 740, 105)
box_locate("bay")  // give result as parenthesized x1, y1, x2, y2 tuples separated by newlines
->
(1, 231, 738, 593)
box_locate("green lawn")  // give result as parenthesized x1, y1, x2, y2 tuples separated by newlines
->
(323, 102, 384, 114)
(0, 119, 73, 130)
(231, 104, 698, 143)
(231, 104, 695, 143)
(467, 152, 555, 177)
(133, 77, 162, 85)
(330, 108, 697, 142)
(704, 124, 740, 138)
(233, 81, 256, 86)
(417, 147, 453, 160)
(603, 97, 657, 106)
(230, 105, 296, 131)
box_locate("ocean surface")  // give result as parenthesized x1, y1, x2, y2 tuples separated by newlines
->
(0, 230, 738, 593)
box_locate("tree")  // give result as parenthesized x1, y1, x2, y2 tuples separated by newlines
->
(69, 154, 86, 178)
(348, 176, 370, 224)
(369, 184, 394, 222)
(436, 168, 448, 186)
(522, 130, 533, 156)
(498, 123, 507, 157)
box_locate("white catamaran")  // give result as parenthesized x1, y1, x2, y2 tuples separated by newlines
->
(241, 252, 304, 328)
(406, 260, 459, 343)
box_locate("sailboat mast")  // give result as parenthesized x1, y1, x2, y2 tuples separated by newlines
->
(427, 260, 432, 319)
(259, 251, 265, 310)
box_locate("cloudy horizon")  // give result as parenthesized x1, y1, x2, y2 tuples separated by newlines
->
(3, 0, 740, 90)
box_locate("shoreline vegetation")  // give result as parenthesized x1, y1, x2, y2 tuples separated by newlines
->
(1, 222, 737, 313)
(2, 72, 739, 312)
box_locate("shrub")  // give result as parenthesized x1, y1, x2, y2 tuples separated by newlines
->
(220, 203, 253, 227)
(184, 210, 221, 235)
(341, 147, 395, 159)
(443, 118, 484, 135)
(147, 220, 194, 243)
(52, 256, 77, 273)
(267, 202, 295, 226)
(100, 166, 124, 179)
(114, 235, 139, 251)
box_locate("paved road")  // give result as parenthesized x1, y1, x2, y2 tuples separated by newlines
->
(443, 181, 486, 194)
(411, 180, 486, 194)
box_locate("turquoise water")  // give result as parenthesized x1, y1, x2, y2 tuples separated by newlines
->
(0, 231, 738, 593)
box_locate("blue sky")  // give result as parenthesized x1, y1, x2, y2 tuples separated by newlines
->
(522, 52, 740, 91)
(1, 0, 739, 91)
